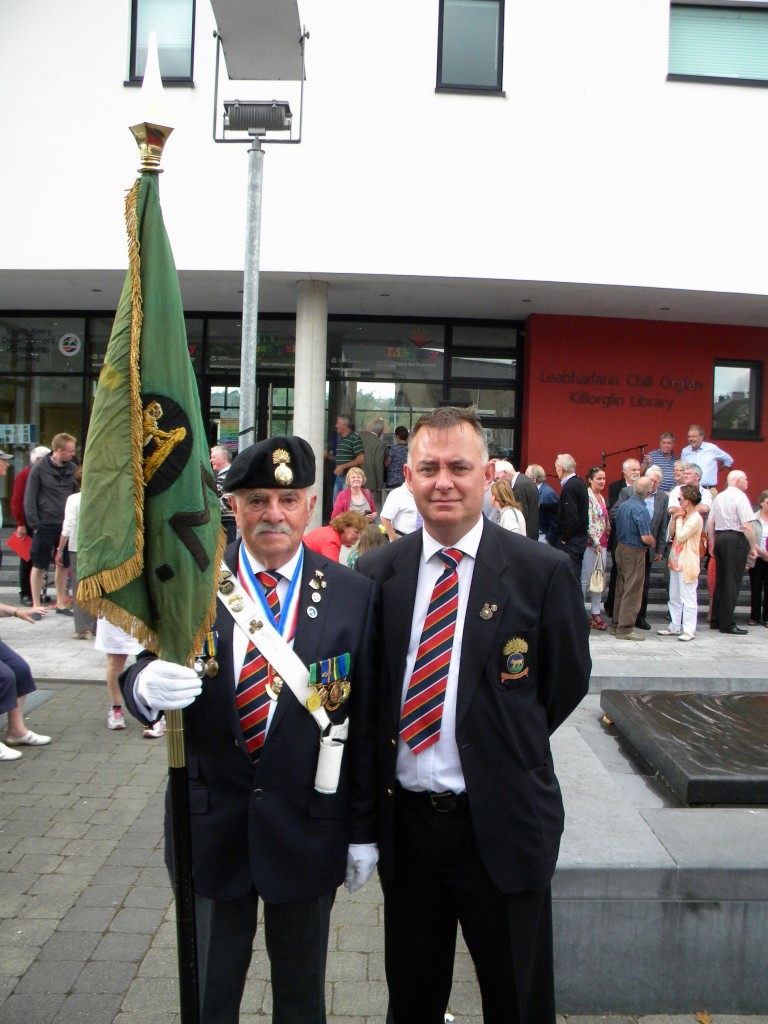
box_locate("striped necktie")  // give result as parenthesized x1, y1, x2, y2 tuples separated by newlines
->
(400, 548, 463, 754)
(235, 571, 281, 760)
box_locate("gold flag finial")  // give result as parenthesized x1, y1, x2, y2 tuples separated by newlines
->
(129, 31, 173, 172)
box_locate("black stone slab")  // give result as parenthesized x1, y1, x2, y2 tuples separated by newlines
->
(600, 690, 768, 806)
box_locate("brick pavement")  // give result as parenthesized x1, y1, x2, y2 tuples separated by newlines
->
(1, 601, 767, 1022)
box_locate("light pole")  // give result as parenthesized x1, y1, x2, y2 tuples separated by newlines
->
(210, 13, 306, 452)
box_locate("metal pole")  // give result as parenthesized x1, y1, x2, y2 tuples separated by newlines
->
(239, 134, 264, 452)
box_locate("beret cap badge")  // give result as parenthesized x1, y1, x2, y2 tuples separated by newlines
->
(272, 448, 293, 485)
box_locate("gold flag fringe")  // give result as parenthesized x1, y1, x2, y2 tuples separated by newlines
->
(76, 177, 147, 611)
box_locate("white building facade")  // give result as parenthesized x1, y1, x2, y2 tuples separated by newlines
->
(1, 0, 766, 517)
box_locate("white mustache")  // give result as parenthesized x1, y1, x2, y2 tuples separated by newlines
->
(253, 523, 293, 536)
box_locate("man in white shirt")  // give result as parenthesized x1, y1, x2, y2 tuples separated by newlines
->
(707, 470, 758, 634)
(380, 482, 421, 540)
(680, 424, 733, 488)
(357, 406, 590, 1024)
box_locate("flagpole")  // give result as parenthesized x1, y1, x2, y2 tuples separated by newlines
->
(129, 118, 200, 1024)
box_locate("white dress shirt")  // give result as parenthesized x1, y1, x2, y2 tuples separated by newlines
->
(395, 516, 484, 794)
(680, 441, 733, 487)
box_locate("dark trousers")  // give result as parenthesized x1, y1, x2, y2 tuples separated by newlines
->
(556, 537, 587, 581)
(712, 530, 749, 631)
(749, 558, 768, 622)
(383, 789, 555, 1024)
(195, 888, 335, 1024)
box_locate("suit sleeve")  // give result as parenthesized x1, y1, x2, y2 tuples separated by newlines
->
(346, 574, 380, 844)
(537, 556, 591, 734)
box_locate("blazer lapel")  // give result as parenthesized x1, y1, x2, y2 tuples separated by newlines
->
(456, 523, 512, 727)
(381, 532, 422, 724)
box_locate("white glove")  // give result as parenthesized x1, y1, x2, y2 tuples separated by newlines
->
(136, 660, 203, 714)
(344, 843, 379, 894)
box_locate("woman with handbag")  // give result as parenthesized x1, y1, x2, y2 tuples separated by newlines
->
(581, 466, 610, 629)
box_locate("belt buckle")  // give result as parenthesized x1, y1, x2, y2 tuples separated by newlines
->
(429, 792, 457, 813)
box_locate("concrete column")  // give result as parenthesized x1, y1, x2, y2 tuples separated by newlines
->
(294, 280, 328, 530)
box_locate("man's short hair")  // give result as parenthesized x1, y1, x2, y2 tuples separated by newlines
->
(646, 465, 663, 481)
(622, 457, 640, 472)
(31, 446, 50, 462)
(526, 464, 546, 483)
(727, 470, 746, 487)
(51, 432, 75, 451)
(674, 460, 688, 471)
(210, 445, 232, 464)
(687, 424, 704, 437)
(408, 406, 488, 463)
(659, 432, 675, 441)
(556, 454, 576, 474)
(494, 460, 514, 476)
(686, 463, 702, 479)
(633, 477, 653, 498)
(337, 414, 353, 430)
(368, 417, 385, 435)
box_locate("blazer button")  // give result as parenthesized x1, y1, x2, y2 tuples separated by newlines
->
(253, 788, 263, 799)
(387, 788, 394, 797)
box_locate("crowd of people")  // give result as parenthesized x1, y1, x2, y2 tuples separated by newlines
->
(1, 411, 766, 1024)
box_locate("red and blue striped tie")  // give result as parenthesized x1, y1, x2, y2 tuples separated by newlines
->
(400, 548, 463, 754)
(235, 571, 281, 760)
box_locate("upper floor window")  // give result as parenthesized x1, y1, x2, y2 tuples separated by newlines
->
(437, 0, 504, 93)
(129, 0, 195, 83)
(669, 4, 768, 86)
(712, 360, 763, 440)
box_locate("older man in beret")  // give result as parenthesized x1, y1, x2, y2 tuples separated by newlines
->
(120, 436, 378, 1024)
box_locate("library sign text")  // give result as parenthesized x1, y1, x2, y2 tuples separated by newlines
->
(539, 371, 703, 412)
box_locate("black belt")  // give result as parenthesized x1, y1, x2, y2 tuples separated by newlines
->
(396, 784, 468, 813)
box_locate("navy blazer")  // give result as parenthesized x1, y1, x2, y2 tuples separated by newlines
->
(357, 520, 591, 895)
(122, 542, 378, 904)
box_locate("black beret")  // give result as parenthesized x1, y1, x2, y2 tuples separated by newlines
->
(225, 436, 316, 491)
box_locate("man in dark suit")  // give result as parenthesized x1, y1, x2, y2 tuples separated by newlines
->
(121, 436, 378, 1024)
(525, 464, 559, 544)
(611, 464, 669, 629)
(554, 453, 590, 578)
(357, 407, 590, 1024)
(494, 460, 540, 540)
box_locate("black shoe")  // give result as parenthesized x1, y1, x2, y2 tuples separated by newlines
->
(709, 620, 720, 629)
(55, 607, 74, 617)
(19, 596, 33, 606)
(635, 619, 651, 631)
(720, 626, 748, 635)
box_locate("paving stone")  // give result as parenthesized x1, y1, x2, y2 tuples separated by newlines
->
(91, 932, 153, 963)
(52, 991, 123, 1020)
(58, 905, 117, 932)
(38, 930, 102, 961)
(108, 907, 166, 935)
(0, 992, 65, 1023)
(74, 961, 139, 993)
(14, 958, 84, 993)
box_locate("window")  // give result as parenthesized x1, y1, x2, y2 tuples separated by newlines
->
(712, 360, 763, 439)
(437, 0, 504, 92)
(129, 0, 195, 83)
(669, 4, 768, 86)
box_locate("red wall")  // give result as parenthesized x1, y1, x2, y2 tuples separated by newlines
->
(522, 315, 767, 490)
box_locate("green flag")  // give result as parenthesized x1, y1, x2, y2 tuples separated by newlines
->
(78, 172, 224, 666)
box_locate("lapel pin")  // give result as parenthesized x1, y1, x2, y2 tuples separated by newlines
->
(480, 603, 498, 620)
(307, 606, 318, 619)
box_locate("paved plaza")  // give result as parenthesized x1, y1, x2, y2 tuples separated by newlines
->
(1, 596, 766, 1023)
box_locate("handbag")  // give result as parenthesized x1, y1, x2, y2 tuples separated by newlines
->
(589, 547, 605, 594)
